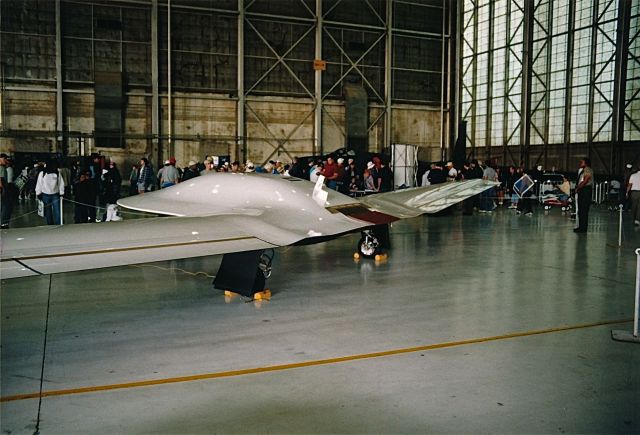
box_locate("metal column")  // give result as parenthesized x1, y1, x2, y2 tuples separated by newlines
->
(439, 0, 446, 161)
(237, 0, 246, 161)
(384, 0, 393, 153)
(314, 0, 323, 156)
(55, 0, 63, 154)
(449, 0, 460, 159)
(484, 0, 495, 160)
(563, 0, 576, 170)
(167, 0, 173, 158)
(611, 0, 631, 174)
(586, 0, 599, 166)
(520, 0, 534, 169)
(151, 0, 160, 165)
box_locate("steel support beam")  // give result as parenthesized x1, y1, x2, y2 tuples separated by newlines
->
(520, 0, 534, 169)
(55, 0, 63, 154)
(449, 0, 460, 159)
(151, 0, 160, 165)
(502, 0, 512, 165)
(439, 0, 446, 161)
(470, 2, 478, 157)
(237, 0, 246, 161)
(314, 0, 323, 156)
(586, 0, 599, 166)
(484, 0, 495, 160)
(167, 0, 173, 158)
(542, 0, 554, 169)
(563, 0, 576, 170)
(611, 0, 631, 173)
(384, 0, 393, 153)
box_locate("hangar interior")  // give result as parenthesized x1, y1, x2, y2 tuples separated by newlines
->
(2, 0, 637, 171)
(2, 0, 640, 434)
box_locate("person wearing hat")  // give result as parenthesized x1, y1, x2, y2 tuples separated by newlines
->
(364, 162, 377, 192)
(626, 165, 640, 226)
(160, 159, 180, 188)
(182, 160, 200, 182)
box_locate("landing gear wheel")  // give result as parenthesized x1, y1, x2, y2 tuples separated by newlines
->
(258, 249, 275, 279)
(357, 230, 380, 259)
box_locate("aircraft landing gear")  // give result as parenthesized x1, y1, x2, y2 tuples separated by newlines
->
(355, 224, 390, 259)
(357, 230, 380, 259)
(213, 249, 274, 298)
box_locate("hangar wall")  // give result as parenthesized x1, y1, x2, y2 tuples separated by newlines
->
(0, 0, 451, 169)
(458, 0, 640, 174)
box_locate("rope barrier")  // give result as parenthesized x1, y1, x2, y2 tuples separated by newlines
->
(61, 197, 152, 216)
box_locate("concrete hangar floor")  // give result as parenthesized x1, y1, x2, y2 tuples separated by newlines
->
(1, 204, 639, 434)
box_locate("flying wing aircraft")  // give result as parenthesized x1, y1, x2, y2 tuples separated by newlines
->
(0, 173, 497, 297)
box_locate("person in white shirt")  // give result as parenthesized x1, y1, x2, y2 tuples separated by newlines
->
(36, 160, 65, 225)
(626, 167, 640, 226)
(446, 162, 458, 181)
(422, 163, 435, 187)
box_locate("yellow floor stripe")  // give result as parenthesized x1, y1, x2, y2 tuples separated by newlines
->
(1, 318, 631, 403)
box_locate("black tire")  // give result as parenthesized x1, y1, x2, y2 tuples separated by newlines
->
(357, 236, 378, 259)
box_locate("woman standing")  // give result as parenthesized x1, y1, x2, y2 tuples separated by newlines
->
(36, 160, 65, 225)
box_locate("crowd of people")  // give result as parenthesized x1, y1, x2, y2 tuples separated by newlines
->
(1, 151, 639, 232)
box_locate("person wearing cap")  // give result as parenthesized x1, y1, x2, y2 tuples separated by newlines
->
(364, 163, 377, 192)
(182, 160, 200, 181)
(160, 159, 180, 188)
(626, 165, 640, 226)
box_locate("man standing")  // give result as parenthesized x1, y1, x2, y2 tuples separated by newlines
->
(0, 153, 12, 228)
(479, 160, 498, 213)
(626, 165, 640, 226)
(574, 157, 593, 233)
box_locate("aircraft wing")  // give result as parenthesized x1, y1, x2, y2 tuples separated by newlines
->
(1, 174, 498, 280)
(359, 179, 500, 218)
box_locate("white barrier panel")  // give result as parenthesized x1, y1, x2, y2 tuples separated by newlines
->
(592, 181, 607, 204)
(611, 248, 640, 343)
(392, 143, 419, 188)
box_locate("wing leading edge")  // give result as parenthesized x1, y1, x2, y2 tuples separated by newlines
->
(1, 175, 498, 279)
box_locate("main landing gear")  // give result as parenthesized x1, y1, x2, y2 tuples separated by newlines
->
(355, 224, 390, 260)
(213, 249, 274, 299)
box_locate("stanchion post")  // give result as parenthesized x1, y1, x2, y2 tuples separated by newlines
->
(60, 196, 64, 225)
(618, 204, 623, 247)
(611, 248, 640, 343)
